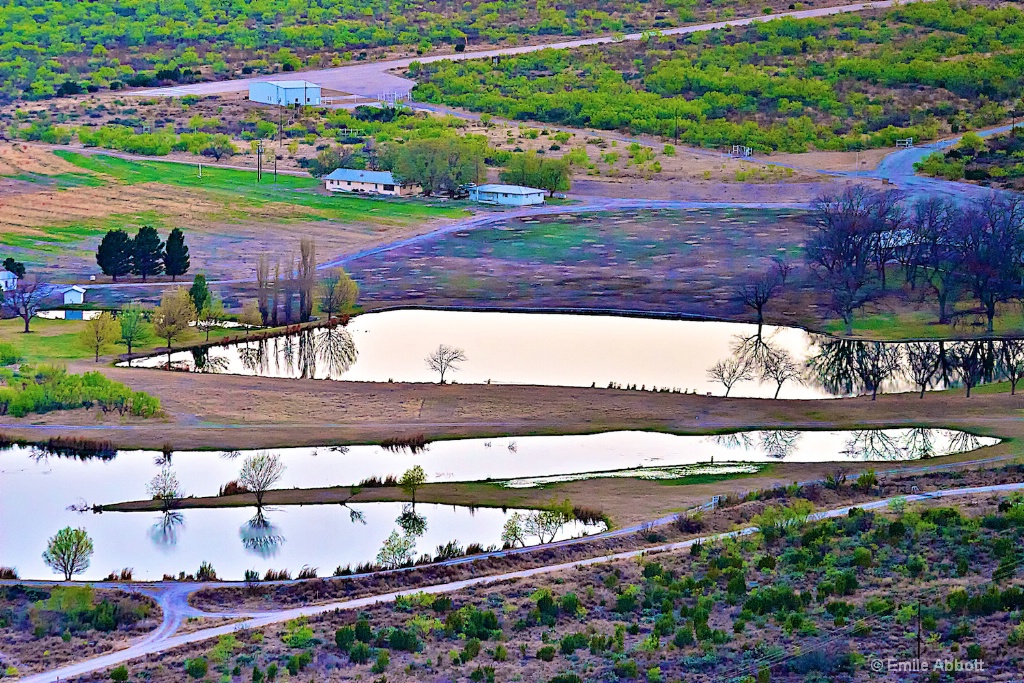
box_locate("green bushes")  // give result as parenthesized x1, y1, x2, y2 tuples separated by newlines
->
(184, 657, 207, 679)
(0, 343, 22, 366)
(0, 365, 161, 418)
(536, 645, 556, 661)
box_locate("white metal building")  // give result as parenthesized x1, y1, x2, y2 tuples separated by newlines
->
(63, 286, 86, 305)
(469, 184, 545, 206)
(323, 168, 421, 196)
(248, 80, 322, 106)
(0, 271, 16, 292)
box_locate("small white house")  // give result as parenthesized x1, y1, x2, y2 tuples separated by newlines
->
(469, 184, 545, 206)
(323, 169, 421, 196)
(0, 271, 16, 292)
(63, 286, 86, 305)
(248, 80, 322, 106)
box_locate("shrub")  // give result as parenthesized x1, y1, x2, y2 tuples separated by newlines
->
(461, 637, 482, 663)
(388, 627, 421, 652)
(559, 632, 588, 655)
(355, 617, 372, 642)
(185, 658, 207, 679)
(536, 645, 556, 662)
(371, 649, 390, 674)
(614, 660, 639, 677)
(349, 642, 372, 664)
(109, 665, 129, 682)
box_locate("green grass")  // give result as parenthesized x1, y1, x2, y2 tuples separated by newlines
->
(5, 172, 105, 188)
(54, 151, 468, 224)
(823, 309, 1024, 340)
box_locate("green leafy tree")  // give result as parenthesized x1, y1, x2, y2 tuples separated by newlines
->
(318, 268, 359, 320)
(164, 228, 191, 281)
(377, 530, 415, 569)
(132, 226, 165, 281)
(42, 527, 94, 580)
(198, 296, 225, 341)
(96, 230, 133, 281)
(78, 312, 121, 362)
(383, 136, 486, 195)
(118, 302, 150, 355)
(152, 287, 196, 363)
(188, 274, 210, 316)
(399, 465, 426, 505)
(500, 151, 570, 196)
(3, 257, 25, 279)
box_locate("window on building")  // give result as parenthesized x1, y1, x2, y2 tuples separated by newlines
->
(383, 184, 395, 191)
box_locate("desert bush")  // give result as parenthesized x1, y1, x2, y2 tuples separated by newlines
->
(184, 658, 207, 679)
(349, 641, 372, 663)
(536, 645, 556, 662)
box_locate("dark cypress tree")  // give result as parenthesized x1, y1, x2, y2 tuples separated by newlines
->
(164, 228, 191, 281)
(95, 230, 133, 281)
(132, 226, 165, 281)
(189, 273, 210, 314)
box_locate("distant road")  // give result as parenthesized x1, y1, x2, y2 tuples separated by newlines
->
(136, 1, 919, 99)
(16, 480, 1024, 683)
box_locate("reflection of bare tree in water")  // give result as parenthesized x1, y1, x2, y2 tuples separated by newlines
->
(843, 430, 905, 461)
(191, 347, 229, 374)
(280, 335, 296, 376)
(239, 339, 269, 375)
(396, 504, 427, 538)
(297, 329, 317, 379)
(901, 428, 937, 460)
(948, 340, 997, 397)
(758, 430, 802, 459)
(240, 507, 286, 558)
(806, 336, 862, 395)
(316, 325, 358, 377)
(944, 429, 982, 455)
(856, 342, 903, 400)
(905, 342, 942, 397)
(150, 510, 185, 547)
(709, 432, 755, 450)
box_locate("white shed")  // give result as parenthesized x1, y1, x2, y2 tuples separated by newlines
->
(248, 80, 322, 106)
(469, 184, 546, 206)
(0, 271, 16, 292)
(63, 286, 86, 305)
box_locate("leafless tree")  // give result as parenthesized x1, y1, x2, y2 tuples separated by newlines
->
(146, 468, 184, 512)
(855, 342, 903, 400)
(736, 258, 789, 329)
(948, 341, 988, 398)
(239, 451, 285, 506)
(426, 344, 467, 384)
(999, 340, 1024, 395)
(760, 348, 802, 399)
(904, 341, 941, 398)
(1, 276, 53, 333)
(958, 194, 1024, 333)
(758, 430, 802, 459)
(707, 356, 753, 397)
(297, 237, 316, 323)
(256, 254, 271, 326)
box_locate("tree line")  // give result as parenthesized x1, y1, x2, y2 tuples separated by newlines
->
(805, 188, 1024, 334)
(96, 226, 190, 282)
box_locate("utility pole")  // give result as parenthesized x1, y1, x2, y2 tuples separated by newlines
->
(274, 156, 278, 183)
(257, 140, 263, 182)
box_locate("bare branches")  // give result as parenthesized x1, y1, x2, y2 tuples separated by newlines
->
(1, 276, 53, 333)
(239, 451, 285, 506)
(426, 344, 467, 384)
(707, 356, 754, 397)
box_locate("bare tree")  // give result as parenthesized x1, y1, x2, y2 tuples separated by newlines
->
(239, 451, 285, 506)
(707, 356, 753, 397)
(736, 259, 789, 329)
(256, 254, 271, 326)
(855, 342, 903, 400)
(1, 276, 53, 333)
(426, 344, 467, 384)
(297, 238, 317, 323)
(958, 194, 1024, 333)
(949, 341, 988, 398)
(146, 467, 184, 511)
(760, 348, 802, 399)
(999, 340, 1024, 395)
(904, 341, 941, 398)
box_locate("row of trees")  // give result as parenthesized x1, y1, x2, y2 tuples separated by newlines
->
(806, 188, 1024, 334)
(255, 240, 359, 327)
(96, 227, 190, 282)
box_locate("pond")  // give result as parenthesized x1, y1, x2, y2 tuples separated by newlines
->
(0, 428, 996, 580)
(123, 310, 1024, 399)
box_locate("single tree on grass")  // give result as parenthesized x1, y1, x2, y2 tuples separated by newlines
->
(318, 268, 360, 320)
(707, 356, 754, 397)
(399, 465, 426, 506)
(736, 258, 790, 330)
(426, 344, 467, 384)
(78, 311, 121, 362)
(118, 302, 150, 355)
(760, 347, 802, 399)
(1, 276, 53, 333)
(152, 287, 196, 366)
(132, 226, 165, 281)
(147, 467, 184, 512)
(239, 451, 285, 506)
(96, 229, 133, 281)
(188, 273, 210, 314)
(42, 527, 94, 580)
(198, 296, 225, 341)
(239, 300, 263, 337)
(164, 228, 191, 282)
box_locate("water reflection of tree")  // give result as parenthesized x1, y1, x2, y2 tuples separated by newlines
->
(805, 337, 906, 398)
(238, 340, 269, 375)
(709, 432, 755, 450)
(240, 507, 286, 558)
(843, 430, 905, 461)
(944, 429, 982, 455)
(901, 428, 937, 459)
(191, 347, 229, 374)
(316, 325, 358, 377)
(396, 504, 427, 538)
(150, 510, 185, 547)
(758, 430, 802, 459)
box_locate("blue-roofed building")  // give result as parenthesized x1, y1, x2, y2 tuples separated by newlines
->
(323, 168, 421, 197)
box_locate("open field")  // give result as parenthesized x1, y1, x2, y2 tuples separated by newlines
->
(61, 483, 1024, 683)
(0, 146, 465, 288)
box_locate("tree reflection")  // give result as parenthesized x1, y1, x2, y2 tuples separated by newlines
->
(901, 428, 937, 459)
(708, 432, 755, 450)
(240, 507, 286, 558)
(238, 340, 269, 375)
(396, 504, 428, 538)
(150, 510, 185, 547)
(843, 430, 905, 460)
(945, 429, 982, 454)
(192, 347, 229, 374)
(806, 336, 863, 395)
(758, 430, 802, 459)
(316, 325, 358, 377)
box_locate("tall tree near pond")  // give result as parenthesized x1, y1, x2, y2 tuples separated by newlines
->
(78, 311, 121, 362)
(426, 344, 467, 384)
(707, 356, 753, 397)
(239, 452, 285, 507)
(1, 276, 52, 333)
(957, 194, 1024, 334)
(118, 302, 149, 355)
(297, 238, 316, 323)
(908, 197, 965, 324)
(736, 258, 789, 330)
(188, 274, 210, 316)
(96, 229, 133, 281)
(132, 226, 165, 281)
(42, 527, 94, 581)
(399, 465, 426, 506)
(198, 296, 225, 342)
(152, 287, 196, 367)
(164, 228, 191, 282)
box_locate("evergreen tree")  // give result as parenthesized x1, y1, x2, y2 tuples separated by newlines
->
(188, 273, 210, 315)
(164, 228, 191, 281)
(95, 230, 133, 281)
(132, 226, 165, 281)
(3, 257, 25, 278)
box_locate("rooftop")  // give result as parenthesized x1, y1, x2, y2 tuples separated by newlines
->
(323, 168, 401, 185)
(473, 184, 545, 195)
(257, 80, 321, 90)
